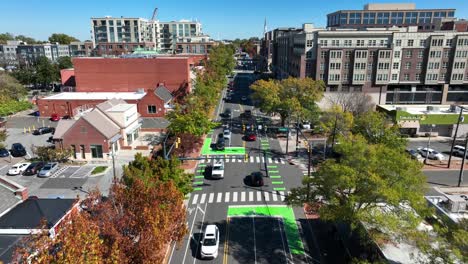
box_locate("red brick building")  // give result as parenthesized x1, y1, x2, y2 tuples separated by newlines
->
(37, 86, 173, 118)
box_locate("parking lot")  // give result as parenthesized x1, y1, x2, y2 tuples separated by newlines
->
(407, 138, 465, 161)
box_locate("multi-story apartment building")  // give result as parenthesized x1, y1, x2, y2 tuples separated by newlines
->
(90, 16, 205, 55)
(265, 3, 468, 106)
(0, 41, 71, 66)
(175, 35, 217, 54)
(0, 41, 20, 65)
(69, 41, 95, 57)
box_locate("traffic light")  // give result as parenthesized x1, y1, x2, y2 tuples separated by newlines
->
(244, 154, 248, 162)
(175, 137, 181, 148)
(242, 125, 246, 132)
(304, 141, 309, 152)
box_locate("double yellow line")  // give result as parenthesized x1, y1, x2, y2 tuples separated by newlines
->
(223, 217, 230, 264)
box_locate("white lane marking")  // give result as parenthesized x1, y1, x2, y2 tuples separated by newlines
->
(250, 156, 254, 163)
(261, 157, 265, 163)
(268, 158, 272, 163)
(272, 192, 278, 201)
(226, 158, 230, 163)
(238, 158, 243, 162)
(280, 191, 285, 201)
(225, 192, 230, 203)
(249, 191, 254, 202)
(252, 217, 257, 264)
(193, 202, 208, 264)
(256, 191, 262, 201)
(232, 158, 236, 163)
(200, 193, 206, 204)
(256, 156, 260, 163)
(281, 159, 285, 164)
(208, 193, 214, 203)
(233, 192, 238, 202)
(241, 191, 246, 202)
(182, 201, 199, 264)
(191, 194, 199, 205)
(277, 218, 289, 263)
(216, 193, 222, 203)
(264, 192, 270, 201)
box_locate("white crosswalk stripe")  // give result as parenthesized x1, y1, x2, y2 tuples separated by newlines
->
(232, 158, 236, 163)
(241, 192, 246, 202)
(264, 192, 270, 201)
(256, 191, 262, 201)
(225, 158, 230, 163)
(217, 193, 222, 203)
(268, 158, 272, 163)
(208, 193, 214, 203)
(249, 191, 254, 202)
(200, 193, 206, 204)
(256, 156, 260, 163)
(191, 194, 199, 205)
(279, 191, 285, 201)
(280, 159, 286, 164)
(225, 192, 230, 202)
(233, 192, 238, 202)
(272, 192, 278, 201)
(250, 156, 254, 162)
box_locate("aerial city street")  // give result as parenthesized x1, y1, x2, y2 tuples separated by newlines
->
(0, 1, 467, 263)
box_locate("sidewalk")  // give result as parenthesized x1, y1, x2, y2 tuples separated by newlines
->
(407, 136, 453, 142)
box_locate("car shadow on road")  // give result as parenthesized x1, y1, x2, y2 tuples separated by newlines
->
(190, 232, 203, 259)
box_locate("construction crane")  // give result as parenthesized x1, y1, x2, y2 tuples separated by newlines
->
(151, 7, 158, 21)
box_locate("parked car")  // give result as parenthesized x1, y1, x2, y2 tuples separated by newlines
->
(50, 113, 60, 122)
(240, 110, 252, 119)
(200, 225, 219, 259)
(417, 147, 444, 160)
(32, 127, 55, 135)
(38, 162, 59, 178)
(223, 129, 231, 141)
(8, 162, 31, 175)
(211, 159, 225, 179)
(10, 143, 26, 157)
(247, 172, 264, 187)
(215, 136, 225, 151)
(405, 149, 422, 159)
(23, 162, 45, 176)
(452, 145, 467, 157)
(241, 96, 247, 101)
(221, 108, 232, 118)
(0, 148, 9, 157)
(300, 121, 311, 130)
(245, 132, 257, 141)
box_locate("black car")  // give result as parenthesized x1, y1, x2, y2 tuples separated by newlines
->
(216, 136, 225, 151)
(221, 108, 232, 118)
(247, 172, 264, 187)
(240, 110, 252, 119)
(23, 162, 45, 176)
(10, 143, 26, 157)
(32, 127, 55, 135)
(0, 148, 9, 157)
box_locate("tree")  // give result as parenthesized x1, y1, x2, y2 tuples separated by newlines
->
(0, 72, 27, 99)
(251, 77, 325, 125)
(34, 56, 59, 87)
(286, 135, 427, 242)
(167, 106, 217, 137)
(48, 33, 79, 45)
(0, 32, 14, 44)
(318, 105, 354, 143)
(57, 56, 73, 70)
(0, 130, 7, 149)
(32, 145, 72, 162)
(123, 153, 193, 195)
(325, 92, 375, 115)
(14, 35, 40, 44)
(11, 68, 37, 86)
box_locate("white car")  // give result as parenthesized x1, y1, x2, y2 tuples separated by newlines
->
(452, 145, 467, 157)
(8, 162, 31, 175)
(211, 159, 224, 179)
(417, 147, 444, 160)
(223, 129, 231, 141)
(300, 122, 311, 130)
(200, 225, 219, 259)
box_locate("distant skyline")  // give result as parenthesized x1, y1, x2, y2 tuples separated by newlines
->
(1, 0, 468, 41)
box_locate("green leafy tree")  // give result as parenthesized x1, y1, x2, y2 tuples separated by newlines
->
(251, 77, 325, 125)
(353, 111, 406, 149)
(48, 33, 79, 45)
(34, 56, 59, 86)
(0, 32, 14, 44)
(318, 105, 354, 143)
(32, 145, 72, 162)
(15, 34, 40, 44)
(286, 135, 427, 241)
(0, 72, 27, 99)
(123, 153, 193, 195)
(11, 68, 37, 85)
(57, 56, 73, 70)
(167, 106, 217, 137)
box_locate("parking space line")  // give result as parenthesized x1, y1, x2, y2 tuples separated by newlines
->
(200, 193, 206, 204)
(208, 193, 214, 203)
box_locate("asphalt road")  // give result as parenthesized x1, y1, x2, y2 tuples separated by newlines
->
(168, 72, 318, 264)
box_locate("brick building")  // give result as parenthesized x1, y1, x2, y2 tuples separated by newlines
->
(37, 86, 173, 118)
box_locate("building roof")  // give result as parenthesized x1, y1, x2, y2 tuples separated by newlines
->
(82, 110, 120, 139)
(155, 86, 173, 103)
(53, 119, 76, 139)
(0, 183, 21, 217)
(0, 198, 76, 229)
(0, 234, 26, 263)
(43, 92, 146, 101)
(379, 104, 468, 115)
(96, 98, 127, 112)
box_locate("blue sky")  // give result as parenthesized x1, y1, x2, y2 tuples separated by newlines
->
(1, 0, 467, 41)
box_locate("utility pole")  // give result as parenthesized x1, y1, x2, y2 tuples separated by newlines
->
(424, 125, 435, 165)
(307, 142, 312, 201)
(295, 120, 300, 157)
(285, 114, 290, 155)
(448, 107, 465, 168)
(331, 114, 338, 150)
(458, 133, 468, 187)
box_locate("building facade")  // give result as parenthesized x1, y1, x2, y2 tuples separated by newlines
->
(69, 41, 95, 57)
(0, 41, 71, 66)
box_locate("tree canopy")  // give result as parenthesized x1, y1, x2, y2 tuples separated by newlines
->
(48, 33, 79, 44)
(0, 72, 27, 99)
(251, 77, 325, 125)
(57, 56, 73, 69)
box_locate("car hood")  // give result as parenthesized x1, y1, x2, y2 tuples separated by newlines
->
(201, 245, 218, 255)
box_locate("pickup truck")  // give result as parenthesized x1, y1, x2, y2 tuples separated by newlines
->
(211, 159, 225, 179)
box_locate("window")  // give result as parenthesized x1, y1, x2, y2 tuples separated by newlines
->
(418, 12, 432, 23)
(369, 51, 376, 58)
(344, 63, 349, 70)
(392, 74, 398, 80)
(378, 62, 390, 70)
(368, 40, 376, 46)
(379, 50, 391, 58)
(440, 73, 446, 81)
(368, 62, 373, 69)
(377, 74, 388, 81)
(431, 39, 443, 46)
(344, 40, 352, 46)
(408, 40, 414, 47)
(356, 40, 365, 47)
(405, 12, 418, 24)
(306, 39, 313, 47)
(306, 51, 312, 59)
(363, 13, 376, 24)
(354, 62, 366, 70)
(405, 62, 411, 70)
(340, 13, 348, 24)
(331, 40, 340, 46)
(404, 73, 410, 81)
(416, 62, 422, 70)
(345, 51, 351, 58)
(320, 63, 325, 70)
(455, 50, 468, 58)
(330, 51, 342, 58)
(446, 39, 452, 47)
(349, 13, 361, 24)
(429, 50, 441, 58)
(320, 51, 327, 58)
(330, 63, 341, 70)
(393, 62, 399, 69)
(80, 126, 87, 134)
(320, 40, 328, 46)
(353, 74, 365, 81)
(434, 11, 447, 18)
(391, 12, 404, 24)
(394, 50, 400, 58)
(329, 74, 341, 81)
(454, 62, 466, 69)
(444, 50, 450, 58)
(415, 73, 421, 81)
(355, 50, 368, 58)
(90, 145, 103, 159)
(377, 12, 390, 24)
(427, 74, 438, 81)
(405, 50, 412, 58)
(419, 39, 426, 47)
(396, 39, 402, 46)
(319, 74, 324, 80)
(343, 74, 349, 82)
(147, 105, 157, 114)
(418, 50, 424, 58)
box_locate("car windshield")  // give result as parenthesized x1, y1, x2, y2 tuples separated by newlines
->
(432, 151, 440, 154)
(203, 238, 217, 246)
(43, 165, 52, 170)
(213, 165, 223, 170)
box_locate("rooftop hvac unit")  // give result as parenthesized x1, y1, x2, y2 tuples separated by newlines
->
(446, 195, 467, 213)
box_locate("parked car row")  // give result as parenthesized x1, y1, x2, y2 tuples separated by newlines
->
(7, 161, 59, 177)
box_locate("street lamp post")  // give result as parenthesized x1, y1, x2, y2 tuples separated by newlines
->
(424, 124, 436, 165)
(448, 107, 465, 168)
